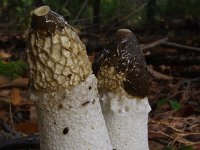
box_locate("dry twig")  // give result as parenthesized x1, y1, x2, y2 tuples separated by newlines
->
(141, 37, 168, 50)
(162, 41, 200, 52)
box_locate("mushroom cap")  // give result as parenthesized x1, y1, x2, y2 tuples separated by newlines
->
(94, 29, 149, 98)
(27, 6, 91, 92)
(31, 5, 68, 35)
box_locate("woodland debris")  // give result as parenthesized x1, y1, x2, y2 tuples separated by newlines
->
(0, 78, 28, 89)
(0, 133, 39, 150)
(147, 66, 174, 80)
(141, 37, 200, 52)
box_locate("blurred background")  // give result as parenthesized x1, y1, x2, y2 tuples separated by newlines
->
(0, 0, 200, 150)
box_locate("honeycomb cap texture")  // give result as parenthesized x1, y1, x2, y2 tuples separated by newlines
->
(27, 6, 92, 92)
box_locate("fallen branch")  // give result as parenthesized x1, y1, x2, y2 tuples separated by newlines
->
(162, 41, 200, 52)
(147, 66, 174, 80)
(141, 37, 168, 50)
(0, 134, 39, 150)
(141, 37, 200, 52)
(0, 78, 28, 88)
(149, 138, 169, 146)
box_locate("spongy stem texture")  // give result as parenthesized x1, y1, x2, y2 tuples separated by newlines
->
(30, 74, 112, 150)
(100, 90, 151, 150)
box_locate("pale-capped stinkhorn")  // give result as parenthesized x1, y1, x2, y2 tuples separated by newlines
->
(26, 6, 112, 150)
(94, 29, 151, 150)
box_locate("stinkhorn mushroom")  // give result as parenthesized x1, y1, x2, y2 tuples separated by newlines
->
(94, 29, 151, 150)
(26, 6, 112, 150)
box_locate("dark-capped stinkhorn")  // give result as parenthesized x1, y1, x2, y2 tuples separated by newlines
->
(26, 6, 112, 150)
(94, 29, 151, 150)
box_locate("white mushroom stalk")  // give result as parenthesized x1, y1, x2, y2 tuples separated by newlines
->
(94, 29, 151, 150)
(26, 6, 112, 150)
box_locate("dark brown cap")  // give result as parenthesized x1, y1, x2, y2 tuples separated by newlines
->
(31, 6, 68, 35)
(94, 29, 150, 98)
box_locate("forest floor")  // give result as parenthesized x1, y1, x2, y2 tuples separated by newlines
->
(0, 29, 199, 150)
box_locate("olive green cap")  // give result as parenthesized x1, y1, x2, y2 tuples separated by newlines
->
(94, 29, 150, 98)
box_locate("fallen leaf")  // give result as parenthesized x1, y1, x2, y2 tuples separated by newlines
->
(149, 140, 164, 150)
(0, 110, 9, 122)
(14, 122, 38, 134)
(0, 89, 10, 97)
(0, 78, 28, 88)
(0, 50, 11, 59)
(10, 88, 23, 105)
(0, 76, 10, 85)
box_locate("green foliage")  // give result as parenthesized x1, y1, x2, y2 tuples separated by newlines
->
(101, 0, 119, 24)
(1, 0, 200, 31)
(157, 98, 168, 107)
(179, 146, 193, 150)
(157, 0, 200, 18)
(0, 60, 27, 79)
(14, 0, 33, 27)
(169, 100, 182, 111)
(41, 0, 70, 17)
(0, 0, 33, 30)
(1, 0, 8, 7)
(164, 146, 176, 150)
(157, 98, 182, 111)
(67, 0, 93, 24)
(41, 0, 94, 25)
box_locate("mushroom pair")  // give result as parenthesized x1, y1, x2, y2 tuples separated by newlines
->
(27, 6, 151, 150)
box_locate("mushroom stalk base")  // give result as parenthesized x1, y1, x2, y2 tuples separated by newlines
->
(30, 74, 112, 150)
(100, 90, 151, 150)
